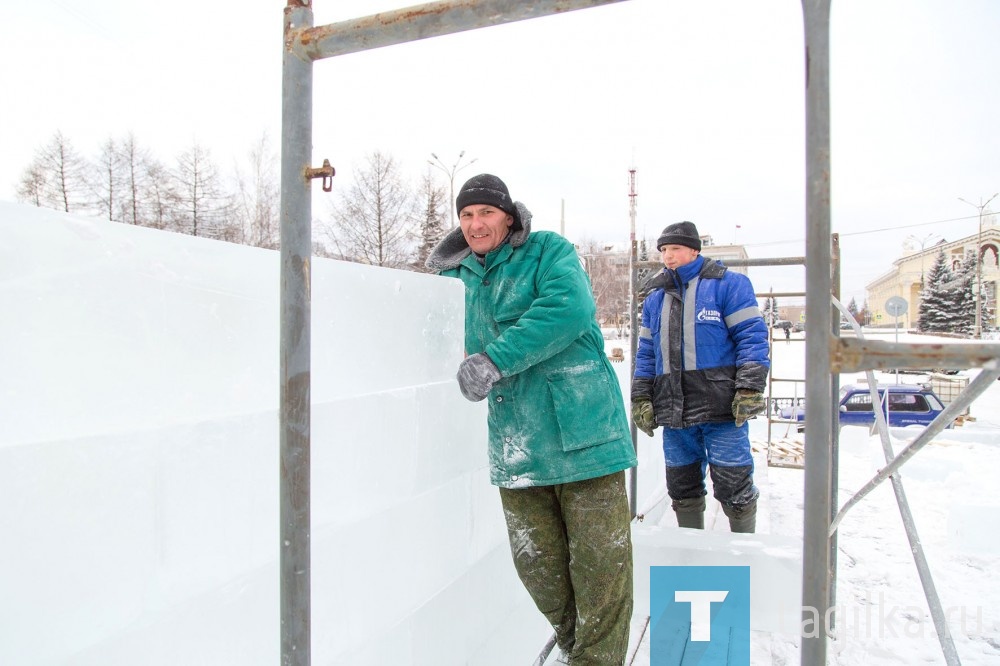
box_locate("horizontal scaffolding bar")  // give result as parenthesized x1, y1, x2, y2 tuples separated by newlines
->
(292, 0, 629, 61)
(638, 256, 805, 270)
(831, 338, 1000, 372)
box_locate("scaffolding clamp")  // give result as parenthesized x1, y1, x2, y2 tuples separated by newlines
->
(305, 159, 335, 192)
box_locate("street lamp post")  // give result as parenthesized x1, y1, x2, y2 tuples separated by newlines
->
(906, 232, 943, 295)
(429, 151, 477, 229)
(959, 193, 999, 339)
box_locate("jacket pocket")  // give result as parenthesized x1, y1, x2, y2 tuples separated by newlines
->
(549, 368, 623, 451)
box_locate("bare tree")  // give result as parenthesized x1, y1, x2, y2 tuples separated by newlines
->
(232, 133, 280, 249)
(579, 238, 630, 332)
(171, 142, 230, 238)
(16, 165, 46, 207)
(94, 137, 124, 222)
(20, 131, 91, 213)
(413, 170, 448, 272)
(117, 132, 158, 227)
(327, 151, 416, 268)
(144, 159, 172, 230)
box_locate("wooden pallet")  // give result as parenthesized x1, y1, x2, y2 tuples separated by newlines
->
(753, 438, 804, 469)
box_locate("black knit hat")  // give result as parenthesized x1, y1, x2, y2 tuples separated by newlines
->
(656, 221, 702, 251)
(456, 173, 522, 230)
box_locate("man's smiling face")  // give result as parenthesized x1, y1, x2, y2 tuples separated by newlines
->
(459, 204, 514, 254)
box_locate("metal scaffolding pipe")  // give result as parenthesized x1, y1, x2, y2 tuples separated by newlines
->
(830, 363, 1000, 535)
(292, 0, 629, 61)
(832, 338, 1000, 372)
(280, 2, 314, 664)
(852, 369, 964, 663)
(636, 256, 806, 270)
(800, 1, 833, 663)
(280, 3, 635, 664)
(831, 299, 964, 662)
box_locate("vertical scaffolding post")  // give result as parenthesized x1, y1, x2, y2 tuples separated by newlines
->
(280, 1, 314, 664)
(627, 167, 638, 518)
(800, 1, 833, 663)
(829, 233, 841, 625)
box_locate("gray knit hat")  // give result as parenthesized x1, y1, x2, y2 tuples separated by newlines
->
(456, 173, 522, 230)
(656, 221, 702, 251)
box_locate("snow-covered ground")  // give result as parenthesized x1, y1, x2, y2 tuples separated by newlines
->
(614, 329, 1000, 664)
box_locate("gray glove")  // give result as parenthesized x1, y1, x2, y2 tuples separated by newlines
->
(457, 353, 502, 402)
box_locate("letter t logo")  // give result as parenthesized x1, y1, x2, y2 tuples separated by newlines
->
(675, 590, 729, 641)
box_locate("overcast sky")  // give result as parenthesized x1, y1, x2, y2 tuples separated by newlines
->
(2, 0, 998, 305)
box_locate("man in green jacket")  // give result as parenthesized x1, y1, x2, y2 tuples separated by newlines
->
(427, 174, 638, 665)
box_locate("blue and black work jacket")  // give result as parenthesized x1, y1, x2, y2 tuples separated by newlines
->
(631, 255, 770, 428)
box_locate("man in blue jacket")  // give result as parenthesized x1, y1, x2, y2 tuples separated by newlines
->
(630, 221, 770, 532)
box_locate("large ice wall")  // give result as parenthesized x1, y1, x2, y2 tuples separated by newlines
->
(0, 203, 550, 664)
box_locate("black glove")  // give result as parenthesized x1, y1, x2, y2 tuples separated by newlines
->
(732, 389, 766, 427)
(457, 353, 502, 402)
(631, 398, 656, 437)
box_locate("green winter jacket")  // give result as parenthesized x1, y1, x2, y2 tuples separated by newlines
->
(426, 202, 637, 488)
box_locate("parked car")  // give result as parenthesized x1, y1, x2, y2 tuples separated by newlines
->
(792, 322, 805, 333)
(779, 383, 953, 431)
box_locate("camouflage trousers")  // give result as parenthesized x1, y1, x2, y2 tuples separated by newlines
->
(499, 472, 634, 666)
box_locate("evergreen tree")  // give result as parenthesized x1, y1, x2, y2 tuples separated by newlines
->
(847, 297, 859, 323)
(760, 295, 779, 325)
(413, 172, 447, 272)
(917, 251, 954, 333)
(954, 250, 978, 336)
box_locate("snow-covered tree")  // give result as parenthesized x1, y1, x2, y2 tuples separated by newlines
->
(952, 250, 979, 336)
(760, 295, 780, 325)
(917, 251, 957, 333)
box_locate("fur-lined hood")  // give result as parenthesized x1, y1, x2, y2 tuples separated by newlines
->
(424, 202, 532, 272)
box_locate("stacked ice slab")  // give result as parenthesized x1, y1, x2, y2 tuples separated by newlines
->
(0, 203, 550, 665)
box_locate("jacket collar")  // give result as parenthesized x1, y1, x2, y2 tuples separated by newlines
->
(642, 255, 727, 295)
(425, 202, 533, 272)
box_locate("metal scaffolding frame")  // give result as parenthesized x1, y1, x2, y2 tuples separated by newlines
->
(279, 1, 1000, 664)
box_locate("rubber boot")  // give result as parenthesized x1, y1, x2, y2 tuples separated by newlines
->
(672, 496, 706, 530)
(723, 499, 757, 533)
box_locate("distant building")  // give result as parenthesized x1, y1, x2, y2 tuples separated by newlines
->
(865, 226, 1000, 329)
(700, 235, 749, 276)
